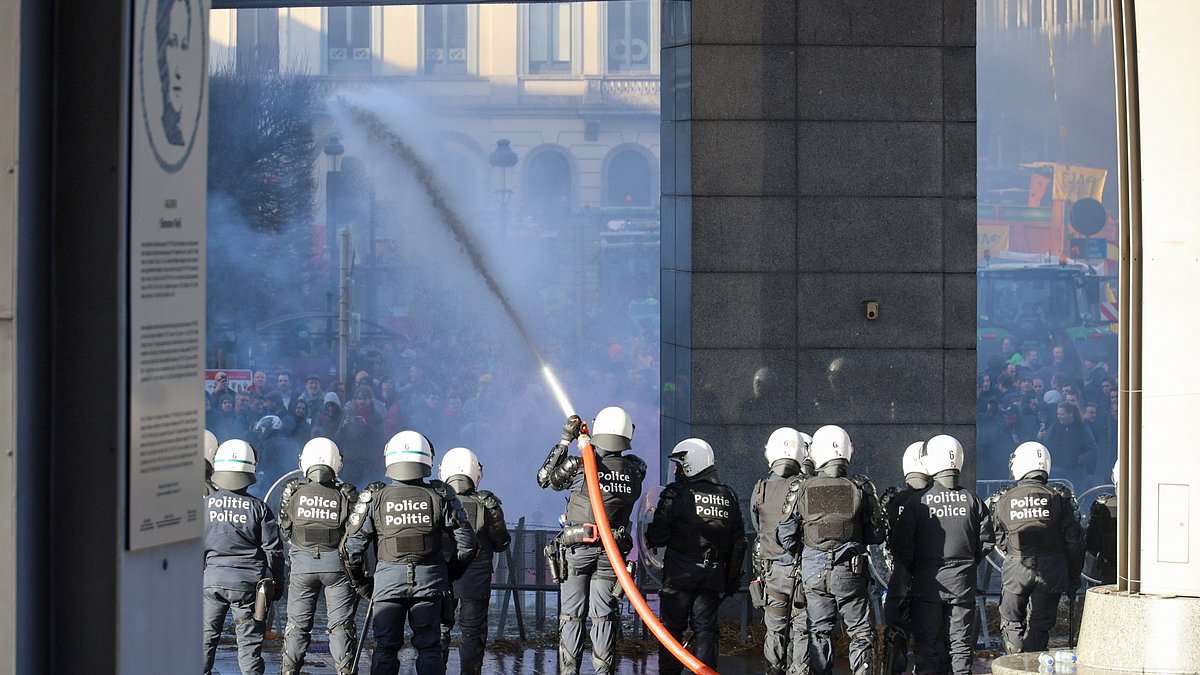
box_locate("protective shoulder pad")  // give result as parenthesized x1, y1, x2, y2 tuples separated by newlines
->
(430, 480, 453, 499)
(339, 481, 359, 503)
(879, 486, 898, 510)
(346, 481, 387, 535)
(279, 477, 302, 507)
(1049, 483, 1075, 499)
(1095, 493, 1115, 505)
(987, 484, 1012, 508)
(781, 476, 803, 515)
(659, 482, 681, 501)
(850, 474, 878, 497)
(476, 489, 502, 509)
(629, 454, 648, 480)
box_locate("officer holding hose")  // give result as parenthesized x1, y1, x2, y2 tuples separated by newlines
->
(537, 408, 646, 675)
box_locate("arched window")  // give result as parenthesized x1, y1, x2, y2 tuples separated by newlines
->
(605, 150, 653, 207)
(525, 150, 572, 223)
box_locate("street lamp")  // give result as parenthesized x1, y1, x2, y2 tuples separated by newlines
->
(489, 139, 519, 230)
(323, 135, 345, 368)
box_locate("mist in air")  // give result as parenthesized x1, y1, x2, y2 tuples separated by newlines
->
(206, 77, 661, 526)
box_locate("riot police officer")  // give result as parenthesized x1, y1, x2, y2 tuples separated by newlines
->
(342, 430, 478, 675)
(894, 435, 994, 675)
(750, 427, 812, 675)
(202, 439, 285, 675)
(278, 437, 360, 675)
(778, 425, 883, 675)
(537, 408, 646, 675)
(988, 441, 1083, 653)
(879, 442, 929, 675)
(645, 438, 747, 675)
(437, 447, 511, 675)
(1084, 460, 1118, 585)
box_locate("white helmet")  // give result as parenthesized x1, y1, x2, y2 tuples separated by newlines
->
(764, 428, 809, 466)
(211, 439, 258, 490)
(384, 430, 435, 480)
(300, 437, 343, 476)
(204, 430, 219, 466)
(921, 435, 964, 475)
(809, 425, 853, 469)
(670, 438, 715, 477)
(1112, 460, 1119, 486)
(1010, 441, 1052, 480)
(902, 442, 927, 477)
(591, 406, 634, 453)
(439, 447, 483, 488)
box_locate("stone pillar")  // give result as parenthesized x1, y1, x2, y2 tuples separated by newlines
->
(661, 0, 977, 500)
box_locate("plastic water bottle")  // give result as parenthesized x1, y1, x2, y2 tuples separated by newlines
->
(1054, 650, 1077, 673)
(1038, 652, 1055, 668)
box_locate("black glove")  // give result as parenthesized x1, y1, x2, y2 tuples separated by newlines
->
(356, 576, 374, 600)
(272, 579, 285, 602)
(561, 415, 583, 443)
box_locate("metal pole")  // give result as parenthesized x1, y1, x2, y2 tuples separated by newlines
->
(338, 227, 352, 393)
(326, 169, 339, 356)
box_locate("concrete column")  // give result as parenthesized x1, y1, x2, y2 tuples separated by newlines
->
(661, 0, 977, 498)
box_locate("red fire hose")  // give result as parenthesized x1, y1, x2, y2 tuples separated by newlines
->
(579, 424, 719, 675)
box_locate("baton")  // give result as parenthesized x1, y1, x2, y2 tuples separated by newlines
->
(1068, 591, 1078, 648)
(350, 595, 374, 667)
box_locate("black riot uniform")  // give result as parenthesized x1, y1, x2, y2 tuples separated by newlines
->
(202, 488, 286, 675)
(278, 474, 360, 675)
(894, 475, 994, 675)
(537, 427, 646, 675)
(778, 464, 883, 675)
(879, 480, 925, 675)
(751, 471, 808, 675)
(439, 481, 511, 675)
(988, 476, 1083, 653)
(645, 466, 746, 675)
(1084, 493, 1117, 585)
(342, 478, 478, 675)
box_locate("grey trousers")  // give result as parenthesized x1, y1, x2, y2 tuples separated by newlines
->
(202, 586, 264, 675)
(763, 561, 809, 675)
(559, 546, 620, 675)
(441, 596, 492, 675)
(803, 560, 874, 675)
(371, 597, 443, 675)
(283, 571, 359, 674)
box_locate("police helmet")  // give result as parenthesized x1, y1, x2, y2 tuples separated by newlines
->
(809, 425, 853, 469)
(902, 441, 928, 477)
(764, 427, 809, 468)
(591, 406, 634, 454)
(300, 437, 343, 477)
(211, 439, 258, 490)
(204, 429, 219, 467)
(1112, 459, 1119, 486)
(439, 447, 483, 489)
(921, 435, 964, 475)
(384, 430, 435, 480)
(1010, 441, 1052, 480)
(670, 438, 715, 477)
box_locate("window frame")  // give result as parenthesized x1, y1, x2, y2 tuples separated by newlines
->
(602, 0, 656, 75)
(419, 4, 479, 77)
(519, 2, 584, 78)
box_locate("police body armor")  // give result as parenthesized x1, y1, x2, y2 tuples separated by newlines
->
(564, 454, 643, 529)
(665, 481, 739, 567)
(800, 475, 864, 551)
(288, 481, 351, 551)
(451, 491, 491, 556)
(753, 477, 801, 562)
(375, 483, 443, 564)
(995, 482, 1066, 557)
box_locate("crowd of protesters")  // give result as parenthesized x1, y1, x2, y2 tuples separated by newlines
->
(975, 337, 1118, 491)
(205, 323, 661, 505)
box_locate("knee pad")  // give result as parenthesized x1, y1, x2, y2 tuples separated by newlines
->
(559, 612, 584, 628)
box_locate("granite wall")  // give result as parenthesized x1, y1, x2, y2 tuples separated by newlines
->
(660, 0, 978, 504)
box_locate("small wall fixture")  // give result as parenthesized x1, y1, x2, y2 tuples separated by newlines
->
(865, 301, 879, 320)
